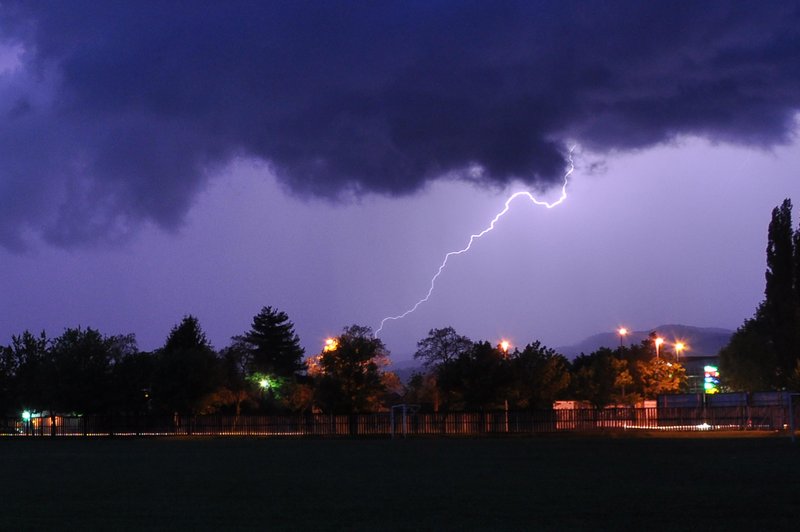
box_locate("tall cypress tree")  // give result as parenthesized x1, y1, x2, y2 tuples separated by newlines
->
(152, 315, 221, 415)
(763, 199, 796, 386)
(722, 199, 800, 390)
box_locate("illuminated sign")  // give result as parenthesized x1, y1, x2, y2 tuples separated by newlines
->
(703, 365, 720, 394)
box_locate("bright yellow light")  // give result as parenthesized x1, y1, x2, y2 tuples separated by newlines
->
(618, 327, 628, 336)
(259, 379, 269, 389)
(500, 340, 510, 353)
(655, 337, 664, 347)
(323, 338, 338, 352)
(675, 342, 685, 352)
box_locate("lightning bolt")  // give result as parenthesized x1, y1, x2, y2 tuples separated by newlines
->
(375, 146, 576, 336)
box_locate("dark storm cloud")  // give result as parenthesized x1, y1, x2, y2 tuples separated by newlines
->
(1, 1, 798, 248)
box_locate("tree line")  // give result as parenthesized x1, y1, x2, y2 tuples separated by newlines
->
(3, 199, 796, 416)
(406, 327, 684, 411)
(0, 304, 687, 418)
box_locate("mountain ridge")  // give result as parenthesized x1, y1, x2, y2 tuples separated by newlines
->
(555, 324, 733, 359)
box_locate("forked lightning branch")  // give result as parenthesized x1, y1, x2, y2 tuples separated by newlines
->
(376, 146, 576, 335)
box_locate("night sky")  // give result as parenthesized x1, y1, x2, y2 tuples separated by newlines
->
(1, 2, 799, 362)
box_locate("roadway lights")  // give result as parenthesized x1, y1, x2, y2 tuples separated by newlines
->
(655, 337, 664, 359)
(675, 342, 686, 361)
(617, 327, 629, 347)
(323, 338, 338, 352)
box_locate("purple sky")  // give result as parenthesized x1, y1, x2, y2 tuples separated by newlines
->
(2, 3, 800, 362)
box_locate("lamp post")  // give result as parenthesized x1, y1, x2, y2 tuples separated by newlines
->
(499, 340, 510, 433)
(617, 327, 629, 348)
(675, 342, 685, 362)
(500, 340, 510, 354)
(655, 337, 664, 359)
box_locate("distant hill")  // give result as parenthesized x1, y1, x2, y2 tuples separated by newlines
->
(389, 358, 424, 384)
(387, 324, 733, 380)
(555, 324, 733, 359)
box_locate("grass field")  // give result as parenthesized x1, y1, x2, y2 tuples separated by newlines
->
(1, 433, 799, 531)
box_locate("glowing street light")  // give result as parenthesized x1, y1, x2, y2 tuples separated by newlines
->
(258, 378, 270, 390)
(675, 342, 686, 361)
(21, 410, 31, 422)
(498, 340, 511, 433)
(617, 327, 629, 348)
(655, 337, 664, 359)
(323, 338, 338, 352)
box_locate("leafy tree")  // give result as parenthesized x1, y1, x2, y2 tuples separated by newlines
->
(614, 363, 635, 404)
(0, 344, 16, 416)
(570, 348, 627, 409)
(404, 372, 440, 411)
(5, 331, 49, 413)
(237, 306, 304, 379)
(216, 340, 257, 418)
(309, 324, 390, 414)
(151, 316, 222, 415)
(414, 327, 473, 369)
(508, 342, 571, 410)
(437, 341, 512, 411)
(110, 350, 156, 415)
(614, 333, 663, 401)
(411, 327, 474, 412)
(637, 358, 687, 398)
(45, 327, 133, 414)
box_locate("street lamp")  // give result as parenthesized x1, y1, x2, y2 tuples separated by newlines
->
(498, 340, 511, 433)
(675, 342, 685, 362)
(617, 327, 629, 348)
(655, 337, 664, 359)
(499, 340, 510, 354)
(323, 337, 338, 352)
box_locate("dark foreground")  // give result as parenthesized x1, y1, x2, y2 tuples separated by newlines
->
(1, 434, 798, 531)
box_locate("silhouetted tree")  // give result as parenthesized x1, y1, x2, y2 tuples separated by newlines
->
(764, 199, 797, 384)
(216, 340, 257, 418)
(570, 348, 628, 409)
(4, 331, 48, 413)
(151, 316, 222, 415)
(437, 341, 511, 411)
(237, 306, 304, 379)
(309, 325, 390, 414)
(0, 344, 15, 416)
(508, 342, 570, 410)
(412, 327, 474, 412)
(45, 327, 133, 414)
(719, 318, 775, 391)
(721, 199, 800, 390)
(414, 327, 473, 369)
(110, 350, 156, 415)
(404, 372, 440, 411)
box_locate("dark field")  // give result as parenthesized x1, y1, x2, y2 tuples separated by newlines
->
(1, 434, 798, 531)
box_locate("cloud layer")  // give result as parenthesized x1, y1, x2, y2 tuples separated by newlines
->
(1, 1, 799, 248)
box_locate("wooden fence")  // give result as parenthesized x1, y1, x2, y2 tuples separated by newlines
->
(2, 404, 797, 438)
